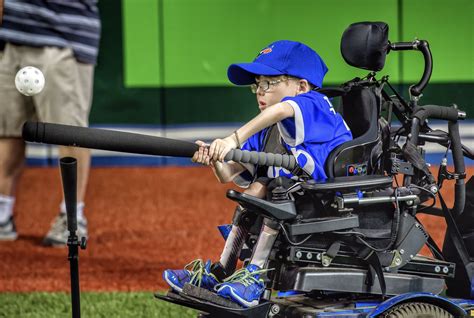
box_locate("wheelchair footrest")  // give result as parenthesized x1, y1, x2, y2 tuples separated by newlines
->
(155, 288, 273, 317)
(182, 283, 241, 309)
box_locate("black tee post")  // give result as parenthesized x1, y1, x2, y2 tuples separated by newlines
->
(60, 157, 86, 318)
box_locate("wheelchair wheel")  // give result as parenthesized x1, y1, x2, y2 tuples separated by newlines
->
(380, 302, 453, 318)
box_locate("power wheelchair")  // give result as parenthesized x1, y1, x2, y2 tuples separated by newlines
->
(19, 20, 473, 318)
(156, 21, 474, 317)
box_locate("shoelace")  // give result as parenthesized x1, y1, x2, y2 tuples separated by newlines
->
(185, 259, 206, 287)
(216, 267, 274, 288)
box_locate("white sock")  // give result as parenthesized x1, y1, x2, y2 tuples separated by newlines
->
(59, 201, 85, 222)
(0, 194, 15, 223)
(250, 224, 279, 269)
(219, 224, 248, 273)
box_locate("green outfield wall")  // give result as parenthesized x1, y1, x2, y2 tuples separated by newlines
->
(90, 0, 473, 125)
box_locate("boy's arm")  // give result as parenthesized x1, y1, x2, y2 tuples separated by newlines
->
(211, 161, 246, 183)
(192, 140, 246, 183)
(209, 102, 294, 161)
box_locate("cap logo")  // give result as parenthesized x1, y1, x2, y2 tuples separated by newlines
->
(258, 47, 272, 56)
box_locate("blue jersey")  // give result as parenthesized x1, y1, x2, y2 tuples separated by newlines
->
(234, 91, 352, 187)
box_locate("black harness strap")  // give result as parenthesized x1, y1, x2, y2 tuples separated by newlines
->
(256, 124, 309, 179)
(357, 247, 386, 296)
(426, 234, 445, 261)
(255, 125, 284, 178)
(402, 142, 436, 184)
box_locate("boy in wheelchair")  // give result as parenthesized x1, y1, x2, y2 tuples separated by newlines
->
(163, 40, 352, 307)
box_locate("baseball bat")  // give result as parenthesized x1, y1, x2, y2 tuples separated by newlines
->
(22, 122, 297, 170)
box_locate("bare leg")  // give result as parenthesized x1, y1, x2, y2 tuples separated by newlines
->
(0, 139, 24, 239)
(249, 220, 279, 268)
(0, 138, 26, 197)
(248, 182, 282, 268)
(243, 182, 267, 199)
(58, 146, 90, 203)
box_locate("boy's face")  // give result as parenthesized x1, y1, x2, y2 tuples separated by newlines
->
(254, 75, 300, 111)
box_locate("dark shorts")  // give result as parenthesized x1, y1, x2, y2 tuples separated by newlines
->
(253, 176, 296, 201)
(254, 176, 272, 186)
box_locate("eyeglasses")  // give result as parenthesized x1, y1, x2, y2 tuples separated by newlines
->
(250, 78, 291, 94)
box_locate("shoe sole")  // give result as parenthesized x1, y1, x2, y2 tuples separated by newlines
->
(42, 237, 67, 247)
(0, 232, 18, 241)
(163, 271, 184, 293)
(216, 285, 259, 308)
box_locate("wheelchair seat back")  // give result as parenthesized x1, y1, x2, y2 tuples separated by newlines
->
(324, 22, 390, 178)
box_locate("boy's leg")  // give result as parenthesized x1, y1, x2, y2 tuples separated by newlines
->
(214, 182, 267, 278)
(216, 178, 294, 307)
(213, 205, 251, 278)
(247, 177, 296, 267)
(215, 219, 280, 307)
(163, 182, 267, 292)
(248, 219, 279, 268)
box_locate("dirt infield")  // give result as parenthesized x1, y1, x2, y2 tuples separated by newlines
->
(0, 166, 470, 292)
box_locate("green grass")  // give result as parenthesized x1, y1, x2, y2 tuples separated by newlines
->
(0, 292, 197, 318)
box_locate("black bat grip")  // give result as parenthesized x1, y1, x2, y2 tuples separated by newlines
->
(60, 157, 77, 233)
(225, 149, 297, 171)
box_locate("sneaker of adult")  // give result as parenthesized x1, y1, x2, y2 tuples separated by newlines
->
(215, 264, 270, 308)
(163, 259, 220, 293)
(42, 213, 88, 247)
(0, 216, 18, 241)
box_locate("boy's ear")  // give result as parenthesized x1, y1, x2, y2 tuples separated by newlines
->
(298, 79, 311, 93)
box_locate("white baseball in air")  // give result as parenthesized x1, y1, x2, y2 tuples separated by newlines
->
(15, 66, 45, 96)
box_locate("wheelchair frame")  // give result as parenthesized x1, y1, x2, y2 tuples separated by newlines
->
(156, 21, 474, 318)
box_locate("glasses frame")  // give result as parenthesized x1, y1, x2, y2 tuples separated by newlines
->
(250, 77, 296, 94)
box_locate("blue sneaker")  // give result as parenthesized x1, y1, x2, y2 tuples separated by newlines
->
(163, 259, 219, 293)
(215, 264, 270, 308)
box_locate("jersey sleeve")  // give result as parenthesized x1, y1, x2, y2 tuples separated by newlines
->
(278, 93, 344, 146)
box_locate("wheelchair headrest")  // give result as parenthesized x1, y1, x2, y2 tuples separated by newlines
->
(341, 22, 389, 72)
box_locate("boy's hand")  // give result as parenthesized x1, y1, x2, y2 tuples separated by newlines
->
(209, 136, 238, 162)
(191, 140, 211, 166)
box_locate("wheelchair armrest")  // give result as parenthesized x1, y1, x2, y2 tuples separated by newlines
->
(301, 175, 393, 193)
(226, 190, 297, 221)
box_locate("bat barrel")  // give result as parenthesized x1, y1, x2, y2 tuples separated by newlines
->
(22, 121, 198, 157)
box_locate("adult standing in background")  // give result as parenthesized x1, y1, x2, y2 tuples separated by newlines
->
(0, 0, 101, 246)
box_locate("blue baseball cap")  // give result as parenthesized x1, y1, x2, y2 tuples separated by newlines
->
(227, 40, 328, 88)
